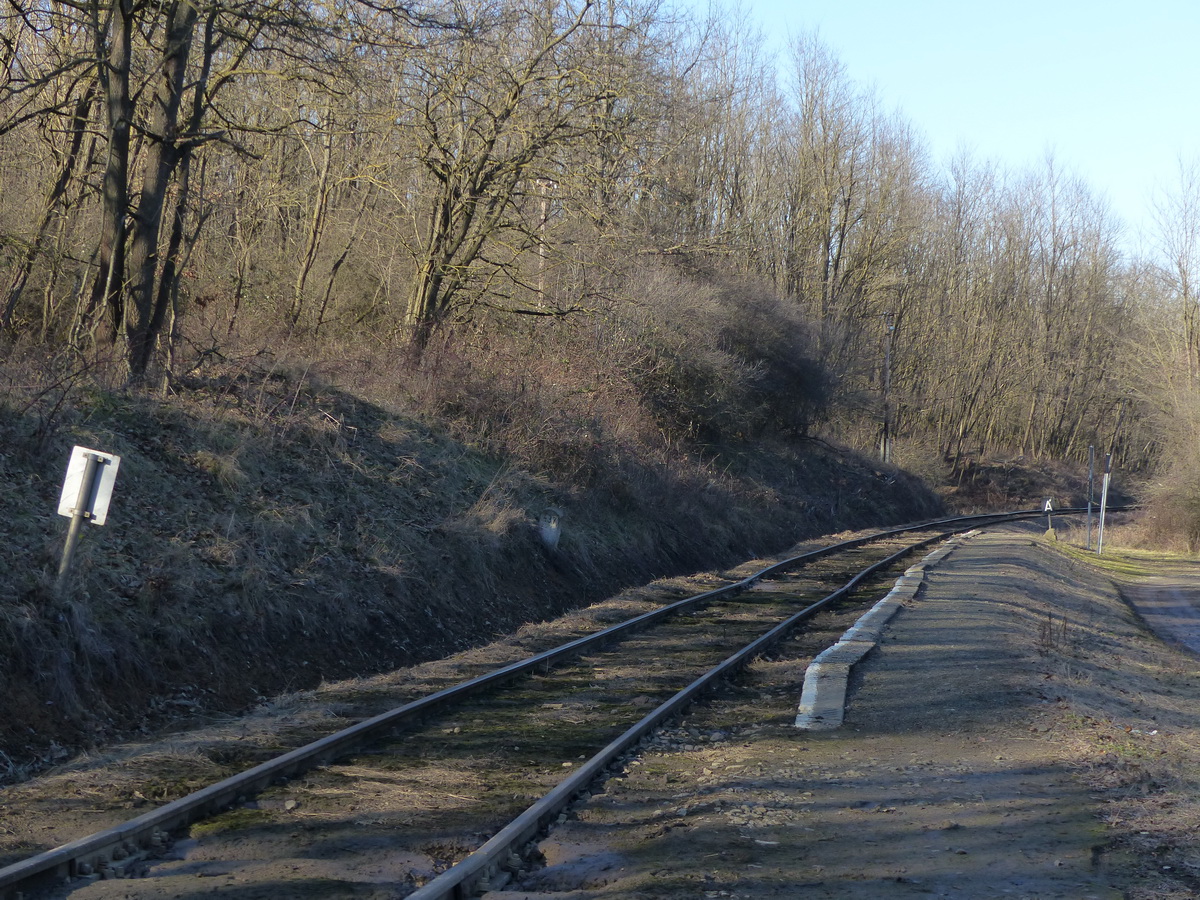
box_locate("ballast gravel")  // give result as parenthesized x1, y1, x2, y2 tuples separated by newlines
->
(502, 526, 1200, 900)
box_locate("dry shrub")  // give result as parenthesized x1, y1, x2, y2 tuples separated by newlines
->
(1135, 389, 1200, 553)
(1133, 363, 1200, 552)
(0, 266, 941, 774)
(1143, 464, 1200, 553)
(192, 449, 247, 491)
(609, 265, 828, 444)
(710, 278, 831, 437)
(357, 260, 830, 506)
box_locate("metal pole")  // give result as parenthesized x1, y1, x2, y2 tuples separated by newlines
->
(55, 453, 104, 597)
(1086, 445, 1095, 550)
(1097, 452, 1112, 555)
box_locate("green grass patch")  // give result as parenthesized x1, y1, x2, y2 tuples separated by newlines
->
(189, 806, 275, 837)
(1053, 543, 1184, 578)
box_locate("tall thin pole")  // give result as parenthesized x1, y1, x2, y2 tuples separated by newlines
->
(1097, 452, 1112, 555)
(1086, 445, 1095, 551)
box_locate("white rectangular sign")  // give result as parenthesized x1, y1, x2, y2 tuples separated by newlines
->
(57, 446, 121, 526)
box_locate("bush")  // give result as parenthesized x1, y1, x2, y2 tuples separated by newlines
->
(1145, 462, 1200, 553)
(1140, 381, 1200, 553)
(610, 263, 828, 445)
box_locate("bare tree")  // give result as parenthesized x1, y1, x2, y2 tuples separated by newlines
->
(1153, 156, 1200, 382)
(392, 0, 655, 348)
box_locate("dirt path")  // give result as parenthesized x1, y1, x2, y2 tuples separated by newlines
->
(502, 527, 1200, 900)
(1122, 579, 1200, 655)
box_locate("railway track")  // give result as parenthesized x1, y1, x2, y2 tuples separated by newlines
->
(0, 509, 1078, 899)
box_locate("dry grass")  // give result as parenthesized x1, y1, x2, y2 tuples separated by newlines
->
(0, 297, 941, 778)
(1030, 537, 1200, 898)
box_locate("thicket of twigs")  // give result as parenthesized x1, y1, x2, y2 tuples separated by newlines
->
(3, 0, 1200, 767)
(0, 263, 943, 773)
(1, 0, 1187, 475)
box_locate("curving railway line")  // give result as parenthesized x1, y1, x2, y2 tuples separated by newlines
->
(0, 509, 1088, 899)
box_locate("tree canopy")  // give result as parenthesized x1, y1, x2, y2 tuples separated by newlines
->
(0, 0, 1192, 479)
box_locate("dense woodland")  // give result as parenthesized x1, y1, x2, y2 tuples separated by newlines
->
(2, 0, 1199, 530)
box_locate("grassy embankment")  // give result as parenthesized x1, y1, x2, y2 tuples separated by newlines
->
(0, 352, 942, 779)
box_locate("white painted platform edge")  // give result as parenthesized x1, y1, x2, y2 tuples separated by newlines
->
(794, 530, 979, 730)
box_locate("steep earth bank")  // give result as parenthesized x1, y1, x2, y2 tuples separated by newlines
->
(1, 372, 942, 778)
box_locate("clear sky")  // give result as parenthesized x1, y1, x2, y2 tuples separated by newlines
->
(700, 0, 1200, 253)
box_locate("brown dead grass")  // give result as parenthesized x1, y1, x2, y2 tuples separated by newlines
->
(1034, 538, 1200, 899)
(0, 332, 941, 780)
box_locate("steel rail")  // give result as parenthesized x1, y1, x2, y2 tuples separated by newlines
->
(0, 507, 1088, 897)
(406, 534, 949, 898)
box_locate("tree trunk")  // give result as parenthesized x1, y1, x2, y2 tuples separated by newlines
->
(88, 0, 135, 349)
(290, 105, 335, 326)
(125, 0, 199, 378)
(1, 83, 96, 336)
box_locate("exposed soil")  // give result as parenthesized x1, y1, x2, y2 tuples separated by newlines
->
(4, 523, 1200, 899)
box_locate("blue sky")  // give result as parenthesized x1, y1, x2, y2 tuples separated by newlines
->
(693, 0, 1200, 252)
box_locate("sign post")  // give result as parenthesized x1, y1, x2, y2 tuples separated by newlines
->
(1097, 452, 1112, 555)
(55, 446, 121, 597)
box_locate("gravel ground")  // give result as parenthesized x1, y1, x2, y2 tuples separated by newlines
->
(500, 525, 1200, 900)
(5, 524, 1200, 900)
